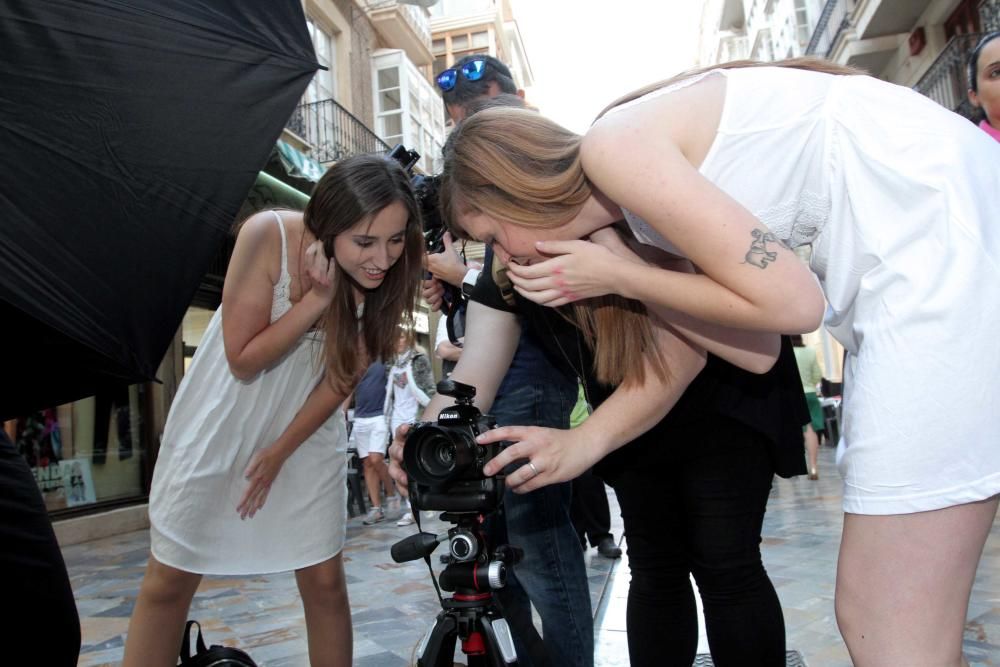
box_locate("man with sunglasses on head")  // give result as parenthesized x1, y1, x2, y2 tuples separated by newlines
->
(435, 54, 523, 123)
(421, 55, 596, 667)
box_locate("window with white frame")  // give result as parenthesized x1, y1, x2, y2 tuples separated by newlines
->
(376, 66, 403, 147)
(306, 14, 337, 103)
(794, 0, 810, 50)
(373, 50, 445, 174)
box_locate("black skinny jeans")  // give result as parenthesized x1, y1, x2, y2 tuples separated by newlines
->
(0, 431, 81, 665)
(604, 417, 786, 667)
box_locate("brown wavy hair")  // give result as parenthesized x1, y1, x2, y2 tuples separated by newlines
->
(441, 57, 861, 387)
(440, 110, 664, 387)
(304, 154, 424, 394)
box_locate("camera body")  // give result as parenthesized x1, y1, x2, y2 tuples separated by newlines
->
(403, 380, 506, 514)
(387, 144, 445, 253)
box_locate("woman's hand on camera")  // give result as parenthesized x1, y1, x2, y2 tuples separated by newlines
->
(506, 238, 638, 307)
(422, 278, 445, 312)
(425, 232, 468, 288)
(478, 426, 604, 493)
(387, 423, 412, 497)
(305, 240, 336, 304)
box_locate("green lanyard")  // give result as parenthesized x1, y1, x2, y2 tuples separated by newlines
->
(569, 380, 593, 429)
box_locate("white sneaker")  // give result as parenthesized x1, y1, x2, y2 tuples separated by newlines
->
(396, 512, 415, 527)
(362, 507, 385, 525)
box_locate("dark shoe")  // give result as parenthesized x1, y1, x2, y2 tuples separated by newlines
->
(596, 536, 622, 559)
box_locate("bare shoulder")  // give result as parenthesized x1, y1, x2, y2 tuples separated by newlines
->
(230, 210, 288, 281)
(583, 73, 725, 174)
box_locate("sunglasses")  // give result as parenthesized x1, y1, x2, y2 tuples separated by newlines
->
(435, 58, 489, 92)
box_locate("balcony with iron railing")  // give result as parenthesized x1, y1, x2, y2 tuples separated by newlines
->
(286, 98, 389, 164)
(914, 31, 987, 120)
(913, 1, 999, 120)
(805, 0, 854, 57)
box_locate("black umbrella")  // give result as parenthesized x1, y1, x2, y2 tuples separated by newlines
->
(0, 0, 319, 420)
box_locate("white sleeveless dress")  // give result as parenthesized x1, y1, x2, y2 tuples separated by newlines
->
(611, 66, 1000, 515)
(150, 212, 347, 574)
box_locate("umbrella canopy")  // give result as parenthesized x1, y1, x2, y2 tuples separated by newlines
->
(0, 0, 319, 420)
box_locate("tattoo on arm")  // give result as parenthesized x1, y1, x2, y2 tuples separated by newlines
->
(743, 229, 781, 269)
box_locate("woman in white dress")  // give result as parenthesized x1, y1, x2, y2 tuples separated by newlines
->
(123, 154, 424, 667)
(437, 59, 1000, 666)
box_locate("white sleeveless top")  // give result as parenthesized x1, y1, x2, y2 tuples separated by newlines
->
(150, 211, 347, 574)
(610, 67, 1000, 515)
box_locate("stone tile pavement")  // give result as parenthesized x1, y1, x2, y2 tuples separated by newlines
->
(65, 445, 1000, 665)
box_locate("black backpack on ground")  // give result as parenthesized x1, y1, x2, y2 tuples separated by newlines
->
(178, 620, 258, 666)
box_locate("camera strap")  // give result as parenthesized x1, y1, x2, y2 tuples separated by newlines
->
(491, 260, 517, 308)
(414, 512, 446, 605)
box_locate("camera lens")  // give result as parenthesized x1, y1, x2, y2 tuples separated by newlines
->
(419, 434, 457, 476)
(405, 424, 475, 485)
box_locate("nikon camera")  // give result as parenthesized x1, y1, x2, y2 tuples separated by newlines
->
(403, 380, 506, 514)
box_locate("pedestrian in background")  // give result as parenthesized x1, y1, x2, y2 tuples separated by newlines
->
(354, 361, 399, 525)
(386, 330, 436, 527)
(791, 334, 824, 480)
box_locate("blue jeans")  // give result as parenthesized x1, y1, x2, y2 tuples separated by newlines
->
(490, 380, 594, 667)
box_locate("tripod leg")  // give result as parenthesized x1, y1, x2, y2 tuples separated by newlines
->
(478, 615, 518, 666)
(418, 611, 459, 667)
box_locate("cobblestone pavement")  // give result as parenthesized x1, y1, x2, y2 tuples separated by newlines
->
(66, 446, 1000, 665)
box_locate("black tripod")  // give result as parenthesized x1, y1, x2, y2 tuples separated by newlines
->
(391, 513, 521, 666)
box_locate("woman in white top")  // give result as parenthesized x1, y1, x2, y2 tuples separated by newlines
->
(438, 58, 1000, 666)
(123, 154, 424, 667)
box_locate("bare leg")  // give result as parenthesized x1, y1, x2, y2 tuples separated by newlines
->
(296, 554, 352, 667)
(362, 455, 382, 508)
(123, 555, 202, 667)
(836, 496, 998, 666)
(363, 453, 397, 510)
(804, 424, 819, 479)
(368, 452, 397, 501)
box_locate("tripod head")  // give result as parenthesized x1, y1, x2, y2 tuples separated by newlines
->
(391, 513, 522, 592)
(390, 512, 522, 665)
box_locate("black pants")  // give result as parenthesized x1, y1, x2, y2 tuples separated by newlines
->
(570, 468, 612, 547)
(0, 431, 80, 665)
(603, 418, 785, 667)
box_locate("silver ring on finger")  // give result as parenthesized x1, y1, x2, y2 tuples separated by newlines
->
(527, 461, 539, 477)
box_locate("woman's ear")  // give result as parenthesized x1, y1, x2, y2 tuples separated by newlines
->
(969, 87, 981, 109)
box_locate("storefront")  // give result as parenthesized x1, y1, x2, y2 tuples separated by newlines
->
(4, 384, 153, 515)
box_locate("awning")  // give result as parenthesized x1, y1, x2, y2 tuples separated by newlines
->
(275, 138, 325, 183)
(237, 170, 311, 221)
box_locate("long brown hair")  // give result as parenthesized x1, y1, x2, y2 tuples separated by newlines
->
(441, 57, 861, 387)
(304, 154, 424, 393)
(440, 110, 666, 387)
